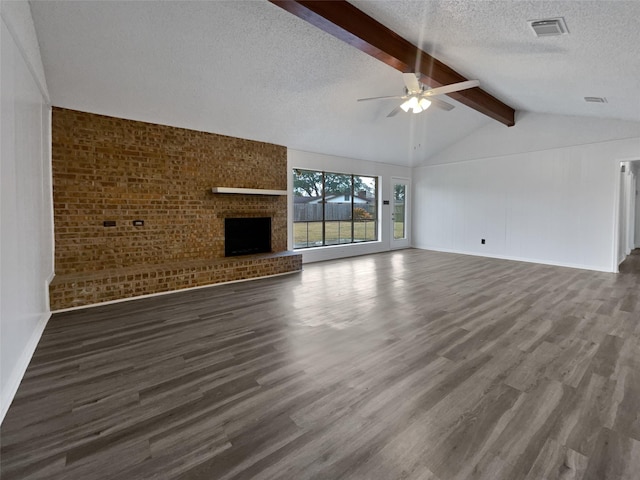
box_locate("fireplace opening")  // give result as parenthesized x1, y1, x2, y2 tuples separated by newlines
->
(225, 217, 272, 257)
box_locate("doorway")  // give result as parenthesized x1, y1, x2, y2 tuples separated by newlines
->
(616, 160, 640, 270)
(391, 177, 410, 249)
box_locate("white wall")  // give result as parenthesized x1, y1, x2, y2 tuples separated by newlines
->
(288, 149, 411, 263)
(1, 1, 53, 422)
(426, 112, 640, 166)
(413, 114, 640, 273)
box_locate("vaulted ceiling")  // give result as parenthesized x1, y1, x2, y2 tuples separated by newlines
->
(30, 0, 640, 166)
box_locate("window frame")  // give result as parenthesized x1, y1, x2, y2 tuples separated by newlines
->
(293, 169, 379, 250)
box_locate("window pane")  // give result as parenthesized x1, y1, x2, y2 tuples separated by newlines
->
(394, 183, 406, 240)
(324, 173, 352, 245)
(353, 175, 377, 242)
(293, 169, 323, 248)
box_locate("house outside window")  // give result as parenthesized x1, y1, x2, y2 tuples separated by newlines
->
(293, 169, 378, 249)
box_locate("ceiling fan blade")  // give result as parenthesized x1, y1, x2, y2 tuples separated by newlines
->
(386, 105, 403, 117)
(357, 95, 405, 102)
(402, 73, 421, 94)
(423, 80, 480, 97)
(428, 97, 455, 111)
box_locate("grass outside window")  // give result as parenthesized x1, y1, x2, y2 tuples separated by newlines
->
(294, 221, 378, 248)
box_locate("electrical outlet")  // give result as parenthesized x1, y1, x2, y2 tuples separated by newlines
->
(481, 239, 486, 245)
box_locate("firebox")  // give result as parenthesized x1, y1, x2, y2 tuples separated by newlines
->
(224, 217, 271, 257)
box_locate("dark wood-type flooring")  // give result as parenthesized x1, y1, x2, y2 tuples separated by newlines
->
(2, 249, 640, 480)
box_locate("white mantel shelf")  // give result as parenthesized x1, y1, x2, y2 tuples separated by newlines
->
(211, 187, 288, 196)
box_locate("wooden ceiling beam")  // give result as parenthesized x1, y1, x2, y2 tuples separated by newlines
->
(269, 0, 515, 126)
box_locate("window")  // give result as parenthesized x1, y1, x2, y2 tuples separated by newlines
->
(293, 169, 378, 249)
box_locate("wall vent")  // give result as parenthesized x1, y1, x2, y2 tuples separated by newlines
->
(528, 18, 569, 37)
(584, 96, 608, 103)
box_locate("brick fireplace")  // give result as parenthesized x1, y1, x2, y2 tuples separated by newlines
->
(49, 108, 301, 310)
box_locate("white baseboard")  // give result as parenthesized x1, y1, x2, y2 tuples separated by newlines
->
(414, 245, 614, 273)
(0, 311, 51, 424)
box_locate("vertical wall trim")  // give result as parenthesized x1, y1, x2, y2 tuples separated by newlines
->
(46, 105, 55, 289)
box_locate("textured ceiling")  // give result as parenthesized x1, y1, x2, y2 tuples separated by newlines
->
(352, 0, 640, 120)
(30, 0, 640, 167)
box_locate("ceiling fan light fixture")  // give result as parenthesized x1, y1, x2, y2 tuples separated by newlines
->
(400, 96, 419, 112)
(364, 75, 477, 117)
(400, 96, 428, 114)
(418, 98, 431, 110)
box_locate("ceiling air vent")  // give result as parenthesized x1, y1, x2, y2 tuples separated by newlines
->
(528, 18, 569, 37)
(584, 96, 608, 103)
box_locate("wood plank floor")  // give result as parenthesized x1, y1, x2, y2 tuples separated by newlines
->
(2, 249, 640, 480)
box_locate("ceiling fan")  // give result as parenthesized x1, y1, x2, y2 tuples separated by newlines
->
(357, 73, 480, 117)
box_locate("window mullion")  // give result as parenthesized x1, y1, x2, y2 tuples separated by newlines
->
(351, 174, 355, 243)
(322, 171, 326, 246)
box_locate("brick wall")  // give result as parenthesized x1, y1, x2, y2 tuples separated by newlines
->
(50, 108, 299, 309)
